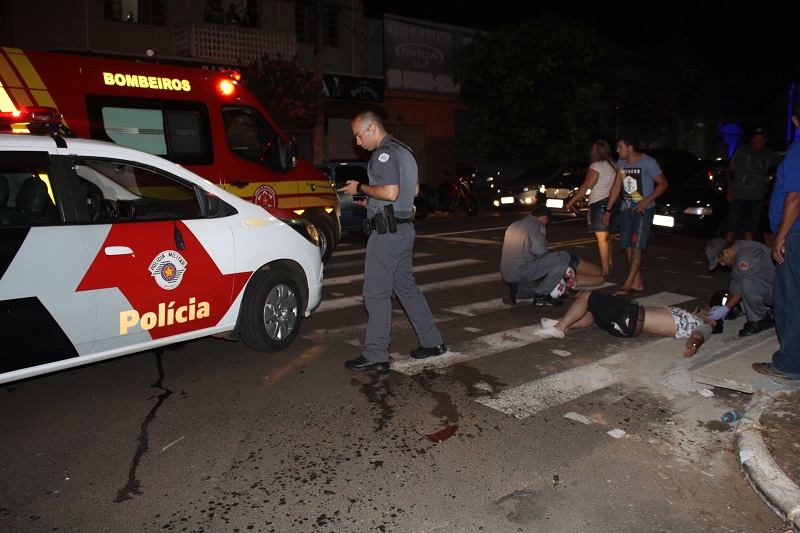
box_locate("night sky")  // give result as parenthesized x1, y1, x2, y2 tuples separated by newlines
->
(364, 1, 798, 133)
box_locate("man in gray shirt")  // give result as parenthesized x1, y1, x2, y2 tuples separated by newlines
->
(501, 204, 604, 307)
(725, 127, 783, 241)
(705, 238, 775, 336)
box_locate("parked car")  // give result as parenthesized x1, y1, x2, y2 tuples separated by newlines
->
(493, 159, 589, 217)
(316, 162, 368, 236)
(643, 148, 705, 188)
(652, 161, 729, 237)
(0, 111, 324, 385)
(653, 157, 774, 240)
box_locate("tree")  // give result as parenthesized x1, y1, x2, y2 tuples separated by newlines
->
(455, 15, 618, 169)
(239, 54, 328, 130)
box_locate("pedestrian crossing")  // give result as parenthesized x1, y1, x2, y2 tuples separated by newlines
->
(308, 238, 706, 419)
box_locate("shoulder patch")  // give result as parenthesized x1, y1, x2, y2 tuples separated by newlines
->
(378, 153, 390, 163)
(738, 260, 749, 271)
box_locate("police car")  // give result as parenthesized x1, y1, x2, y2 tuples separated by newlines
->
(0, 108, 324, 385)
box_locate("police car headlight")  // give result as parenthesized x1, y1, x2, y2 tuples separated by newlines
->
(280, 217, 320, 247)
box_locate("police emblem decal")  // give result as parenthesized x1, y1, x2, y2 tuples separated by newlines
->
(149, 250, 188, 290)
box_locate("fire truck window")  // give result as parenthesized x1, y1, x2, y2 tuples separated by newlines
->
(165, 111, 204, 156)
(223, 107, 280, 170)
(102, 107, 169, 155)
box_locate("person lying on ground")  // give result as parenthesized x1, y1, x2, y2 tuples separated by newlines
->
(535, 290, 720, 357)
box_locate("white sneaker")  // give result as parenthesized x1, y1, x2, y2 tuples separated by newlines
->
(536, 326, 565, 339)
(541, 318, 559, 328)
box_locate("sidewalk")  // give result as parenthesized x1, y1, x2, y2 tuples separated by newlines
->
(687, 316, 800, 531)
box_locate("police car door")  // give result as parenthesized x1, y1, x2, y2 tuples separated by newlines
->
(68, 155, 236, 355)
(0, 150, 97, 380)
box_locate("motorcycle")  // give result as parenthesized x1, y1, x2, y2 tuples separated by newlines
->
(414, 173, 480, 219)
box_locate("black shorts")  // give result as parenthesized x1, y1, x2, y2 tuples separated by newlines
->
(587, 292, 645, 338)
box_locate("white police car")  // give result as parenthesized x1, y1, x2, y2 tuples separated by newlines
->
(0, 108, 324, 385)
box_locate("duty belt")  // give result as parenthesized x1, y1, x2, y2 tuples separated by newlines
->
(366, 217, 413, 230)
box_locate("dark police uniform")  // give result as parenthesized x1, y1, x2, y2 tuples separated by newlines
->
(361, 135, 443, 363)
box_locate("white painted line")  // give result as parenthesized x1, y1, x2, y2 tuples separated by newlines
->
(475, 360, 617, 419)
(316, 272, 500, 311)
(391, 324, 546, 375)
(417, 236, 501, 245)
(301, 314, 456, 343)
(332, 247, 367, 257)
(564, 412, 593, 424)
(324, 258, 483, 286)
(327, 252, 434, 271)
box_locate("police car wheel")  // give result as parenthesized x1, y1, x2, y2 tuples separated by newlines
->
(240, 270, 303, 352)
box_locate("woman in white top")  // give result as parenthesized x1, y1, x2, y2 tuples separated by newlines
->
(566, 139, 618, 276)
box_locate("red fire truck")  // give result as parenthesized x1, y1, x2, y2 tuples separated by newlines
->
(0, 47, 340, 261)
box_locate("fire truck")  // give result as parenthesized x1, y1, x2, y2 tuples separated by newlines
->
(0, 47, 340, 261)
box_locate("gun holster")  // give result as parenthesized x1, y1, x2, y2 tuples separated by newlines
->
(362, 205, 399, 235)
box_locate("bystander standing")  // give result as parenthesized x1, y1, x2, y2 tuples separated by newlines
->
(225, 3, 241, 25)
(725, 127, 782, 241)
(604, 134, 668, 296)
(753, 101, 800, 380)
(566, 139, 619, 276)
(242, 4, 261, 28)
(204, 0, 224, 23)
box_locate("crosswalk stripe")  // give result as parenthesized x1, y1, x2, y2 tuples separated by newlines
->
(475, 358, 618, 419)
(391, 324, 547, 375)
(323, 258, 484, 287)
(475, 338, 678, 419)
(326, 253, 433, 271)
(315, 272, 499, 311)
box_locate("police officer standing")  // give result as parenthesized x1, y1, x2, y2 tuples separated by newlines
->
(337, 111, 446, 371)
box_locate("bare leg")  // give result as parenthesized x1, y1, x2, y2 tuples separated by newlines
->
(572, 257, 605, 287)
(618, 247, 644, 292)
(596, 231, 611, 275)
(553, 292, 596, 333)
(743, 231, 755, 240)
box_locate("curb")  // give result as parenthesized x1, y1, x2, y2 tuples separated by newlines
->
(736, 384, 800, 532)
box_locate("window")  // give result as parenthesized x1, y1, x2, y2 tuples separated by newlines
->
(223, 106, 282, 170)
(75, 159, 201, 222)
(104, 0, 166, 25)
(295, 2, 339, 47)
(0, 155, 59, 226)
(86, 96, 213, 167)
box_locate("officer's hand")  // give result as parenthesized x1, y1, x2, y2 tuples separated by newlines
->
(707, 305, 730, 321)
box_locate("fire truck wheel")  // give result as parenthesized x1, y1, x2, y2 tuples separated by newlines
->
(305, 212, 335, 263)
(240, 270, 303, 352)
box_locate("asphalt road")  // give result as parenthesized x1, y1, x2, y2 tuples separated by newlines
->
(0, 209, 789, 532)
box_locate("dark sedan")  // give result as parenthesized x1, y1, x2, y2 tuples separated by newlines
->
(652, 158, 773, 239)
(652, 163, 728, 237)
(492, 159, 589, 217)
